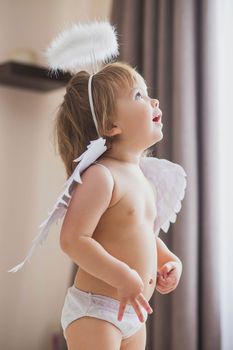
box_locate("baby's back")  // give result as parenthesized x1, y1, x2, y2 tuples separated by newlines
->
(74, 157, 158, 302)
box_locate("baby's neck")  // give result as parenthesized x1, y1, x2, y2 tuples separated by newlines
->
(104, 144, 143, 165)
(103, 149, 142, 165)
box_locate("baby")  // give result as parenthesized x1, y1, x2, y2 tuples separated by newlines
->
(56, 62, 183, 349)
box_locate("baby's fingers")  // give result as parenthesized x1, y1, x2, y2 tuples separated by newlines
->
(131, 298, 145, 323)
(117, 301, 127, 321)
(137, 293, 153, 314)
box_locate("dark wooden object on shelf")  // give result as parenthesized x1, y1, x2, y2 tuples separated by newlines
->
(0, 61, 72, 92)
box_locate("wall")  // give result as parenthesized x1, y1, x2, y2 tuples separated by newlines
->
(0, 1, 112, 349)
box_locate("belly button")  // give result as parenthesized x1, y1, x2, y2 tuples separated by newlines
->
(149, 278, 153, 285)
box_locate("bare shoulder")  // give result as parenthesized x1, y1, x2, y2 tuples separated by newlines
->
(69, 162, 115, 209)
(93, 157, 125, 208)
(66, 162, 116, 218)
(94, 156, 121, 173)
(80, 162, 114, 188)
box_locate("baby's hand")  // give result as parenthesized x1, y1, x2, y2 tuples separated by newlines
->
(117, 268, 153, 322)
(156, 261, 182, 294)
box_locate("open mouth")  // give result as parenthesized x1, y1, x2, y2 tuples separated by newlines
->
(152, 115, 161, 123)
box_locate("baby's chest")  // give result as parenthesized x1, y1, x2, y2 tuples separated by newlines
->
(118, 181, 157, 223)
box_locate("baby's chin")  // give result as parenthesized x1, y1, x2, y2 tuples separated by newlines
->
(146, 131, 163, 149)
(140, 139, 163, 156)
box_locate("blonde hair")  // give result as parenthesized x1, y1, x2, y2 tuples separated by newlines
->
(53, 61, 150, 178)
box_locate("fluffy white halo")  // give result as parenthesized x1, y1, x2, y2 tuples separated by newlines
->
(45, 20, 119, 73)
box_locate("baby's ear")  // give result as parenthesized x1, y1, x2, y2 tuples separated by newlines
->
(104, 125, 122, 137)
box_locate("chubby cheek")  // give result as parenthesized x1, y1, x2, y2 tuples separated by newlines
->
(133, 106, 152, 129)
(136, 112, 154, 135)
(127, 115, 149, 138)
(129, 121, 156, 146)
(117, 102, 159, 140)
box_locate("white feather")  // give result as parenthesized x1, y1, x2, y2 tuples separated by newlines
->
(139, 157, 187, 234)
(7, 138, 107, 273)
(45, 21, 119, 73)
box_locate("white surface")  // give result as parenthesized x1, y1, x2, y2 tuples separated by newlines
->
(216, 1, 233, 349)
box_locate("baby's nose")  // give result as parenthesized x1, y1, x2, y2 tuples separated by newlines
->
(151, 99, 159, 108)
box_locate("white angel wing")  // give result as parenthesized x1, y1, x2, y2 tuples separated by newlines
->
(8, 137, 107, 273)
(139, 156, 187, 234)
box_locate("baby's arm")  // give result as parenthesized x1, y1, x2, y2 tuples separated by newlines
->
(156, 236, 182, 294)
(60, 164, 131, 288)
(156, 237, 181, 269)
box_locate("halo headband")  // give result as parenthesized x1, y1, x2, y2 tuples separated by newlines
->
(45, 21, 119, 139)
(45, 21, 119, 74)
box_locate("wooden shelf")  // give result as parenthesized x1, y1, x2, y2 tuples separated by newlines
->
(0, 61, 72, 92)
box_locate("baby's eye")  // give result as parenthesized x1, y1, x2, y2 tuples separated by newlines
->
(135, 91, 143, 100)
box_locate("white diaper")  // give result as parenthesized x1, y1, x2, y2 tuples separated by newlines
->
(61, 285, 148, 340)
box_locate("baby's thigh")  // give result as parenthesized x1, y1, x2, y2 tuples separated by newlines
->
(120, 323, 147, 350)
(65, 316, 123, 350)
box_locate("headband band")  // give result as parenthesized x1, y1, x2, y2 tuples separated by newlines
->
(88, 74, 101, 138)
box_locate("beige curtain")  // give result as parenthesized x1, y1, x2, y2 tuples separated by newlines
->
(111, 1, 221, 349)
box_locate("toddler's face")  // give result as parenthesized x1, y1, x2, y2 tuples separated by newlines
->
(114, 73, 163, 150)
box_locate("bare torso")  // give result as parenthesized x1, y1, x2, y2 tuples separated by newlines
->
(74, 156, 158, 303)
